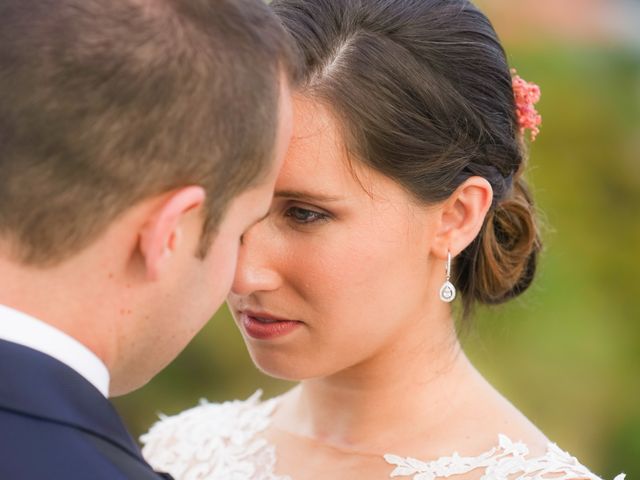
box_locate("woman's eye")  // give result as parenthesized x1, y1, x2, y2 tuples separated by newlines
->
(285, 206, 329, 224)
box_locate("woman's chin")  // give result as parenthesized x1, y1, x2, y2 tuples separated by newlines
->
(247, 349, 324, 382)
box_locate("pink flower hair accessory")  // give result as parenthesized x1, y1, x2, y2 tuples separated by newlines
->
(511, 68, 541, 141)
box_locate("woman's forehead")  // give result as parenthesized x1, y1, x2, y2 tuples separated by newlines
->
(278, 97, 352, 190)
(279, 95, 416, 206)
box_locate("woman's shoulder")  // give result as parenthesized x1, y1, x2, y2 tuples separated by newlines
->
(384, 434, 626, 480)
(141, 390, 281, 478)
(141, 390, 277, 447)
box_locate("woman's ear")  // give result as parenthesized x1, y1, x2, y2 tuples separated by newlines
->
(432, 177, 493, 259)
(138, 186, 206, 280)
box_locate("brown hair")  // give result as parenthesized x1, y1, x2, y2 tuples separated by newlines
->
(0, 0, 297, 266)
(272, 0, 542, 318)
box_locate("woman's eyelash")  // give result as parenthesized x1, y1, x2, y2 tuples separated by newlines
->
(284, 206, 330, 224)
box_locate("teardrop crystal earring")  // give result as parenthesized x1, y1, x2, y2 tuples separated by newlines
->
(439, 251, 456, 303)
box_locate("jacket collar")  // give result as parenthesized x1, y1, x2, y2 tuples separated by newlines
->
(0, 338, 143, 462)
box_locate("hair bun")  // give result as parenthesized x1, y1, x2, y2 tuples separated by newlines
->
(455, 176, 542, 311)
(478, 176, 541, 304)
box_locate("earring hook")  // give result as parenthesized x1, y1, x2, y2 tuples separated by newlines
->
(439, 250, 456, 303)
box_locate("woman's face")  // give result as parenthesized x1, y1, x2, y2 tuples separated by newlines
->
(227, 96, 447, 380)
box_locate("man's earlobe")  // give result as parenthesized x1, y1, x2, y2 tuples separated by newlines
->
(138, 186, 206, 281)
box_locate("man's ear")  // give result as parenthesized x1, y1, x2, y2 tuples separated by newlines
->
(139, 186, 206, 280)
(432, 177, 493, 259)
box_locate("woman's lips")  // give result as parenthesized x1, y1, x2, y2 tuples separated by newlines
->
(240, 311, 302, 340)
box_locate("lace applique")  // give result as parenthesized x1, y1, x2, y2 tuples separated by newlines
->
(142, 391, 624, 480)
(384, 434, 626, 480)
(141, 390, 290, 480)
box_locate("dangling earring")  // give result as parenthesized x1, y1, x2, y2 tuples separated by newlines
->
(439, 251, 456, 303)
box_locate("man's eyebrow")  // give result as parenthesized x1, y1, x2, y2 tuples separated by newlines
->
(274, 190, 343, 202)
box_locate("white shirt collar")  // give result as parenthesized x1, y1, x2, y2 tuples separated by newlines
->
(0, 304, 110, 397)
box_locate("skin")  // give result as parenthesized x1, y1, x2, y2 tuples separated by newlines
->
(227, 96, 548, 478)
(0, 74, 293, 397)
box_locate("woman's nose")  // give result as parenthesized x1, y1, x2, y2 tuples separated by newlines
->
(230, 225, 282, 296)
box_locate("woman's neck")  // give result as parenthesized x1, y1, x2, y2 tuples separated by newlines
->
(272, 313, 482, 454)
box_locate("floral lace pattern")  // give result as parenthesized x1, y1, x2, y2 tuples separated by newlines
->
(141, 391, 624, 480)
(141, 391, 290, 480)
(385, 434, 626, 480)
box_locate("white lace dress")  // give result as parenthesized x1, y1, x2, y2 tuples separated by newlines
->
(141, 391, 625, 480)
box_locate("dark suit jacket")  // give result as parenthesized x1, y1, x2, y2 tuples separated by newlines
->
(0, 339, 173, 480)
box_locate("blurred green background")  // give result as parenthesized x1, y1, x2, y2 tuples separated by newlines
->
(114, 1, 640, 478)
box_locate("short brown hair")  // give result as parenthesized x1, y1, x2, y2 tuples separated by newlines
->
(0, 0, 296, 266)
(273, 0, 542, 319)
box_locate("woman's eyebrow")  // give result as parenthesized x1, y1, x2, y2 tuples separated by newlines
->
(274, 190, 343, 202)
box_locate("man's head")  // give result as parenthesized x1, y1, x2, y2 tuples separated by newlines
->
(0, 0, 295, 395)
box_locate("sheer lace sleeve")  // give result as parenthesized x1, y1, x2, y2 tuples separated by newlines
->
(141, 396, 625, 480)
(384, 434, 625, 480)
(141, 391, 290, 480)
